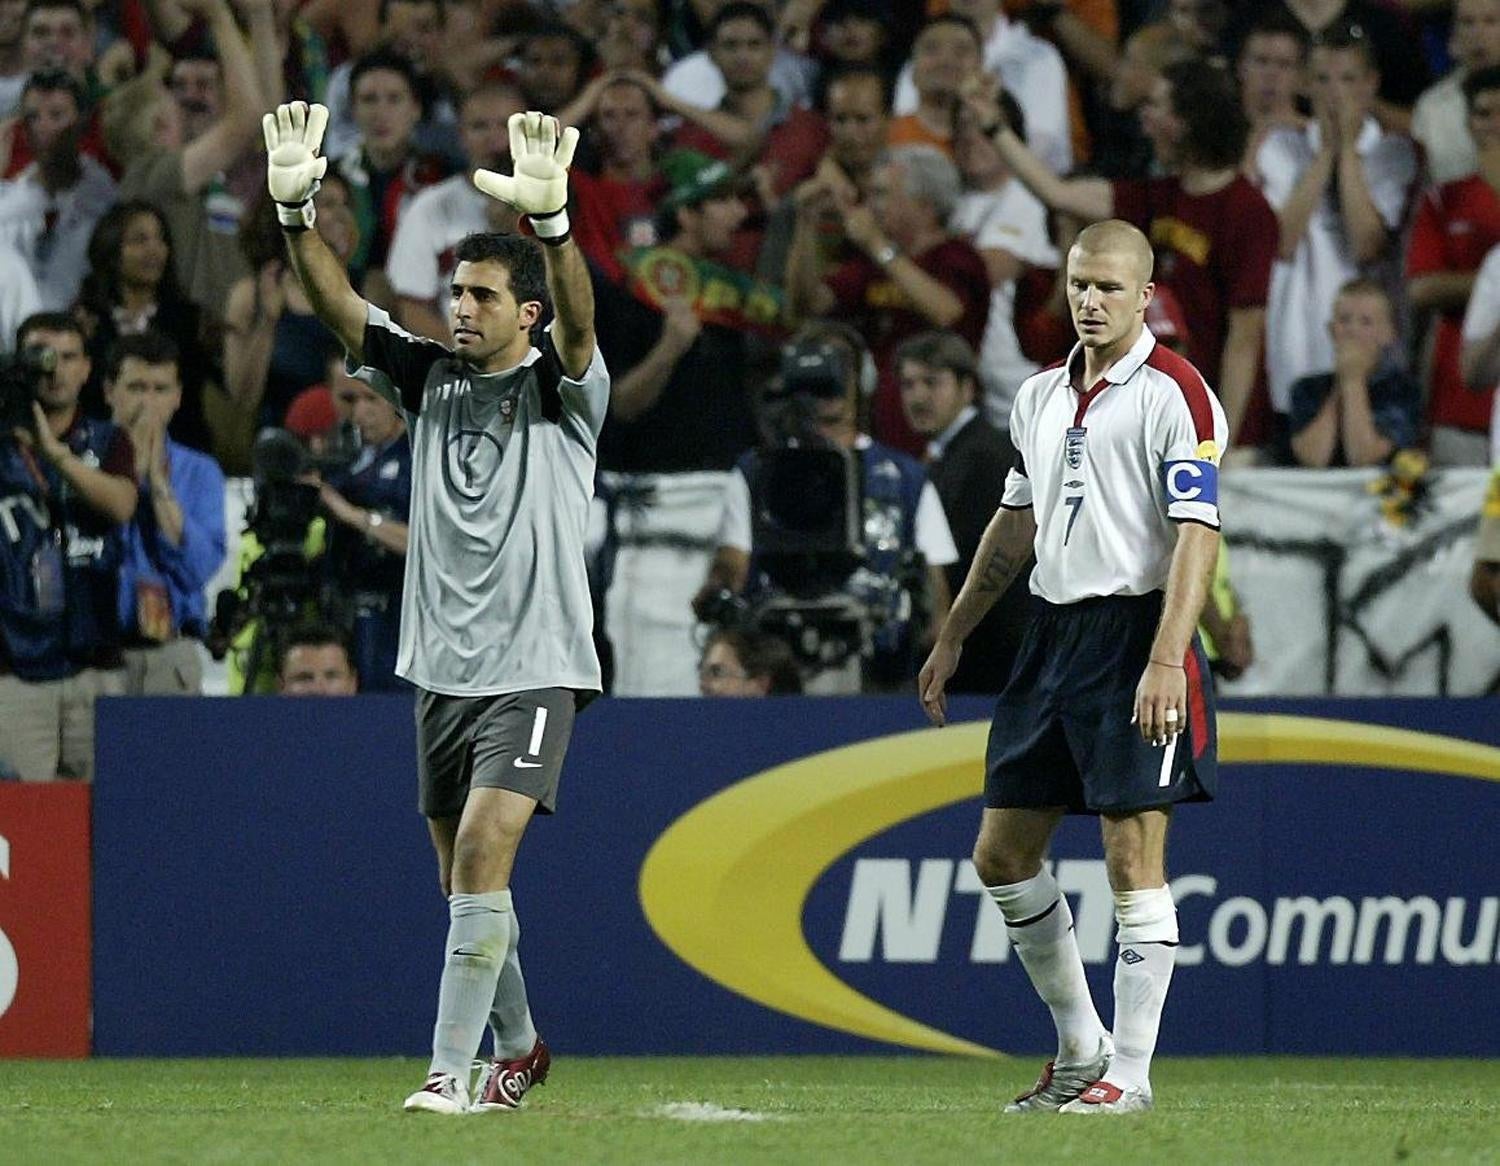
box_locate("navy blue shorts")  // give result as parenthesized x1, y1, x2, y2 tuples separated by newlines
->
(984, 592, 1217, 815)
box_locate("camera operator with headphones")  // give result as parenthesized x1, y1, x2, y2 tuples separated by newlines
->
(304, 378, 411, 691)
(0, 312, 137, 780)
(694, 321, 959, 693)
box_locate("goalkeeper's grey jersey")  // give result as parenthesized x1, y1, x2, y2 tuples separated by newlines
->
(350, 305, 608, 696)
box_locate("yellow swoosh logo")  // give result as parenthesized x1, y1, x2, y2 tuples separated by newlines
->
(638, 714, 1500, 1057)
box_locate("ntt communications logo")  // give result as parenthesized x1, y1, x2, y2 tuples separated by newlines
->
(839, 859, 1499, 968)
(639, 714, 1500, 1057)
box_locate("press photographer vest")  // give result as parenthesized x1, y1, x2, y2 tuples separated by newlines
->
(0, 417, 126, 680)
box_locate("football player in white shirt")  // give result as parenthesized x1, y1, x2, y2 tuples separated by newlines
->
(919, 219, 1226, 1115)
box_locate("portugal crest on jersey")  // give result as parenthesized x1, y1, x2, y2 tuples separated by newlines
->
(1064, 426, 1087, 470)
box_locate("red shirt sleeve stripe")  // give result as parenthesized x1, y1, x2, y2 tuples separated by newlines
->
(1145, 344, 1215, 444)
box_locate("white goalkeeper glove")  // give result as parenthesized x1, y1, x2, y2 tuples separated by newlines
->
(472, 111, 580, 244)
(262, 101, 330, 231)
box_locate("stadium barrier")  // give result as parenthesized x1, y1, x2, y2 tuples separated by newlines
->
(200, 467, 1500, 698)
(0, 783, 90, 1057)
(75, 695, 1500, 1059)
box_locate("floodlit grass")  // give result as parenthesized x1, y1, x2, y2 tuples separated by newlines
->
(1, 1055, 1496, 1164)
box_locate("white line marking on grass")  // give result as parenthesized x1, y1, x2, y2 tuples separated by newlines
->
(651, 1102, 782, 1123)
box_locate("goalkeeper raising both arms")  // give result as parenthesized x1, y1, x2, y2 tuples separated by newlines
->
(264, 101, 610, 1114)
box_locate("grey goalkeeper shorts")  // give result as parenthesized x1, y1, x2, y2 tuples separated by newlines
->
(415, 687, 578, 819)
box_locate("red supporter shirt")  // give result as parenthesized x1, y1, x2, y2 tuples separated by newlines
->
(1110, 175, 1277, 387)
(570, 169, 667, 283)
(1405, 175, 1500, 433)
(825, 237, 991, 455)
(3, 111, 114, 179)
(674, 104, 828, 272)
(674, 104, 829, 200)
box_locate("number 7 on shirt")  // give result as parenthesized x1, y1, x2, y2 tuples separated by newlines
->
(1063, 495, 1084, 545)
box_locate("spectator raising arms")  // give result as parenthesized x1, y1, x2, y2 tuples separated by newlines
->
(971, 60, 1278, 453)
(112, 0, 267, 326)
(786, 143, 990, 455)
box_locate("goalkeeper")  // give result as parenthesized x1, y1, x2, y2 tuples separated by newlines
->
(265, 101, 610, 1114)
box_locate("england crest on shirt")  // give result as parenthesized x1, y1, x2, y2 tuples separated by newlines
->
(1064, 426, 1087, 470)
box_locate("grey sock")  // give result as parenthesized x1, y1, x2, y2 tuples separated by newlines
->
(430, 891, 511, 1079)
(489, 902, 539, 1060)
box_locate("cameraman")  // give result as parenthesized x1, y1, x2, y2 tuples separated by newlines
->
(0, 312, 136, 781)
(304, 378, 411, 691)
(695, 322, 959, 693)
(105, 332, 227, 694)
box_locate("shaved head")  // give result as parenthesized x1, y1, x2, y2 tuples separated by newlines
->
(1072, 219, 1155, 285)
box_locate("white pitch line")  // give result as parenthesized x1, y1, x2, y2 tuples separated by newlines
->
(650, 1101, 782, 1123)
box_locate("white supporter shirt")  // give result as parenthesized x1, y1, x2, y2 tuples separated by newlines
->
(716, 435, 958, 567)
(385, 174, 492, 310)
(1256, 117, 1419, 412)
(894, 14, 1072, 175)
(661, 47, 817, 112)
(0, 242, 40, 353)
(0, 158, 118, 311)
(1461, 244, 1500, 464)
(1002, 327, 1228, 605)
(1411, 72, 1475, 187)
(951, 181, 1057, 432)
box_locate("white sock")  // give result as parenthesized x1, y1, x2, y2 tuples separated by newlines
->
(430, 891, 511, 1079)
(489, 896, 538, 1059)
(1109, 886, 1178, 1091)
(987, 868, 1106, 1065)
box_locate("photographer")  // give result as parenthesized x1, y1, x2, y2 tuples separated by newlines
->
(695, 322, 958, 694)
(0, 311, 135, 781)
(303, 378, 410, 692)
(105, 331, 226, 695)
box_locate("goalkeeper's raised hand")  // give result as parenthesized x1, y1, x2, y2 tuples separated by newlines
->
(263, 101, 329, 230)
(473, 111, 580, 245)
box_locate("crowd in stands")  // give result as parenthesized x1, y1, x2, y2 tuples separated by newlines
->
(3, 0, 1500, 776)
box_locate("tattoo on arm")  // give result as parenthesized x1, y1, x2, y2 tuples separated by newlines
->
(978, 547, 1021, 593)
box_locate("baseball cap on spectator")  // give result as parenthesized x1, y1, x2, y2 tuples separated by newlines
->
(1145, 284, 1191, 352)
(284, 384, 338, 442)
(660, 149, 739, 209)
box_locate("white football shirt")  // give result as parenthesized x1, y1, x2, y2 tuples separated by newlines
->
(1002, 327, 1228, 605)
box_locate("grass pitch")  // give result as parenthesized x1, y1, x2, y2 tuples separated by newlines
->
(1, 1056, 1496, 1165)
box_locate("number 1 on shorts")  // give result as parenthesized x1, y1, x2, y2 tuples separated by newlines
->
(528, 706, 549, 756)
